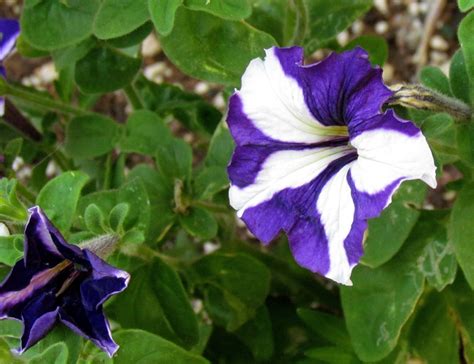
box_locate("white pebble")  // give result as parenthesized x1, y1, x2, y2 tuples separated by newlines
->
(141, 34, 161, 57)
(430, 50, 448, 64)
(144, 62, 166, 82)
(0, 223, 10, 237)
(336, 31, 350, 47)
(408, 2, 420, 16)
(430, 35, 449, 51)
(374, 0, 389, 14)
(194, 82, 210, 95)
(212, 93, 226, 110)
(45, 160, 58, 178)
(203, 242, 220, 255)
(382, 63, 394, 83)
(35, 62, 58, 84)
(12, 157, 24, 172)
(352, 20, 365, 35)
(375, 21, 389, 34)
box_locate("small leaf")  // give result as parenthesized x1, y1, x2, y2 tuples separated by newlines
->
(420, 66, 453, 96)
(344, 35, 388, 66)
(121, 229, 145, 244)
(450, 49, 471, 104)
(109, 258, 200, 348)
(94, 0, 150, 39)
(179, 207, 218, 240)
(21, 0, 100, 50)
(458, 0, 474, 12)
(450, 183, 474, 288)
(362, 181, 427, 268)
(191, 253, 271, 331)
(65, 114, 121, 159)
(183, 0, 252, 20)
(458, 11, 474, 103)
(0, 235, 23, 266)
(75, 46, 141, 93)
(456, 123, 474, 167)
(84, 203, 107, 235)
(111, 330, 208, 364)
(205, 122, 234, 168)
(194, 166, 229, 199)
(156, 138, 193, 183)
(29, 343, 69, 364)
(149, 0, 183, 36)
(106, 22, 153, 48)
(160, 8, 276, 86)
(37, 171, 89, 233)
(120, 110, 171, 156)
(109, 203, 130, 232)
(0, 179, 28, 222)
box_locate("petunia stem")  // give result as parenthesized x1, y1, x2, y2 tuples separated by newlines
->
(192, 200, 231, 213)
(123, 84, 144, 110)
(388, 84, 472, 121)
(3, 82, 86, 117)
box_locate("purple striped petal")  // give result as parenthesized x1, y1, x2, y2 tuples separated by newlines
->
(227, 46, 436, 285)
(0, 19, 19, 61)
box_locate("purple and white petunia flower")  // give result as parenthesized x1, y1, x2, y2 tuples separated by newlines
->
(0, 19, 20, 116)
(227, 47, 436, 285)
(0, 207, 130, 356)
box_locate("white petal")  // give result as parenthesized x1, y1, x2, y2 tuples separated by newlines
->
(238, 47, 347, 143)
(350, 128, 437, 203)
(229, 146, 353, 216)
(317, 164, 357, 285)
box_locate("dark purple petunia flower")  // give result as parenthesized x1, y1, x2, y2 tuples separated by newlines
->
(227, 47, 436, 284)
(0, 18, 20, 116)
(0, 207, 130, 356)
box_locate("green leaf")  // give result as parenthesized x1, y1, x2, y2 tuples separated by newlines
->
(0, 338, 22, 364)
(111, 329, 208, 363)
(29, 343, 69, 364)
(194, 166, 229, 199)
(184, 0, 252, 20)
(450, 49, 471, 104)
(149, 0, 184, 36)
(77, 178, 150, 234)
(420, 66, 453, 96)
(362, 181, 427, 268)
(304, 347, 360, 364)
(344, 35, 388, 66)
(65, 114, 121, 159)
(341, 212, 436, 362)
(191, 253, 271, 331)
(304, 0, 372, 52)
(205, 122, 234, 168)
(458, 0, 474, 12)
(109, 258, 200, 348)
(84, 203, 107, 235)
(420, 113, 458, 165)
(456, 122, 474, 166)
(156, 138, 193, 183)
(37, 171, 89, 233)
(135, 77, 222, 135)
(234, 305, 274, 361)
(0, 235, 23, 266)
(451, 183, 474, 288)
(458, 11, 474, 104)
(128, 165, 175, 241)
(21, 0, 100, 50)
(418, 217, 457, 291)
(446, 274, 474, 362)
(120, 110, 171, 156)
(108, 203, 130, 232)
(160, 8, 276, 86)
(297, 308, 352, 350)
(179, 207, 218, 240)
(0, 179, 28, 222)
(51, 37, 96, 71)
(75, 46, 141, 93)
(106, 22, 153, 48)
(94, 0, 150, 39)
(409, 292, 459, 364)
(247, 0, 289, 45)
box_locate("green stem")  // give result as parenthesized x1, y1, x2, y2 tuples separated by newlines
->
(290, 0, 308, 46)
(5, 83, 86, 117)
(124, 84, 144, 110)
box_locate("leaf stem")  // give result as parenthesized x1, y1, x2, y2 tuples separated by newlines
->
(5, 83, 86, 117)
(290, 0, 308, 46)
(192, 200, 230, 213)
(124, 84, 144, 110)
